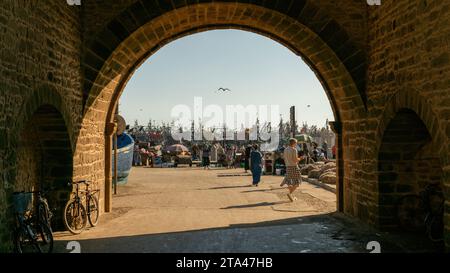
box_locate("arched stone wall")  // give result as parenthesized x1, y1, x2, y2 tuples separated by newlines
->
(75, 2, 366, 215)
(371, 90, 449, 245)
(0, 88, 74, 250)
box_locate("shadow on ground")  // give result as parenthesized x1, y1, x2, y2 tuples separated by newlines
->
(221, 202, 288, 209)
(54, 212, 444, 253)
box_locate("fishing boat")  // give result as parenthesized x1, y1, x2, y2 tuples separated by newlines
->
(112, 132, 134, 185)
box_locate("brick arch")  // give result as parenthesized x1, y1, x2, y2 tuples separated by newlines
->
(102, 26, 352, 126)
(82, 2, 366, 123)
(9, 88, 75, 231)
(83, 1, 366, 107)
(375, 91, 449, 235)
(376, 91, 448, 164)
(14, 85, 75, 152)
(78, 2, 367, 213)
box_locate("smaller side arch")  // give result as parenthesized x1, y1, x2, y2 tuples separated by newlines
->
(376, 90, 448, 162)
(375, 91, 449, 246)
(13, 85, 75, 152)
(8, 87, 75, 231)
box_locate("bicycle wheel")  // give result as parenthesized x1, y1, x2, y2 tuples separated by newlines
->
(14, 226, 41, 253)
(87, 195, 100, 227)
(397, 194, 426, 232)
(36, 223, 53, 253)
(63, 199, 87, 234)
(14, 228, 25, 253)
(14, 224, 42, 253)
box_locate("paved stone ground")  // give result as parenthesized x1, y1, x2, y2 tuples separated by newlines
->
(53, 167, 443, 253)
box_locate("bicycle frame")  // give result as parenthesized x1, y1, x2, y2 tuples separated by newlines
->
(16, 213, 35, 239)
(69, 180, 99, 222)
(83, 186, 99, 217)
(72, 182, 83, 217)
(35, 190, 53, 228)
(14, 203, 42, 253)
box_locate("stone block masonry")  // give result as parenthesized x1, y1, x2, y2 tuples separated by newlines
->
(0, 0, 449, 251)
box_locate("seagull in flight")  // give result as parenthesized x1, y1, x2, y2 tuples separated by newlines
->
(217, 87, 231, 93)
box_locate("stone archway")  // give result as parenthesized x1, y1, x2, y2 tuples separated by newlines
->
(378, 109, 442, 228)
(76, 2, 367, 214)
(3, 87, 75, 232)
(375, 91, 449, 246)
(0, 87, 76, 250)
(14, 104, 73, 230)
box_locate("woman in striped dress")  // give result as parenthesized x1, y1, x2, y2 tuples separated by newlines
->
(281, 138, 302, 202)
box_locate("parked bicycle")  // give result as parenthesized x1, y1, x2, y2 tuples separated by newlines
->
(35, 189, 54, 232)
(63, 180, 100, 234)
(13, 191, 54, 253)
(397, 184, 445, 242)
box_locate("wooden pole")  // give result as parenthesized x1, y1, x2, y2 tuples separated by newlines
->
(105, 133, 112, 212)
(290, 106, 296, 138)
(113, 132, 118, 195)
(329, 121, 343, 212)
(113, 105, 119, 195)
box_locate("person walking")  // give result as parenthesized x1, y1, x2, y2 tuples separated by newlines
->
(140, 147, 149, 167)
(133, 144, 141, 166)
(302, 143, 310, 164)
(322, 141, 328, 160)
(280, 138, 302, 202)
(250, 144, 263, 186)
(332, 145, 337, 159)
(312, 143, 319, 162)
(226, 145, 234, 169)
(202, 145, 211, 170)
(244, 145, 252, 173)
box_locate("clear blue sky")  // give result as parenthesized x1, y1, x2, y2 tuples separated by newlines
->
(120, 30, 333, 128)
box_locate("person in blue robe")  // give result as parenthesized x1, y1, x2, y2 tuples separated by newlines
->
(250, 144, 263, 186)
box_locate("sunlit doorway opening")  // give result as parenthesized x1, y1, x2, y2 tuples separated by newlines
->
(109, 30, 338, 238)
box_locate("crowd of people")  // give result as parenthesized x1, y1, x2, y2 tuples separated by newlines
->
(196, 143, 252, 170)
(130, 138, 334, 203)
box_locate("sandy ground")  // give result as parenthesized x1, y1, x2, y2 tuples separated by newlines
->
(52, 167, 442, 253)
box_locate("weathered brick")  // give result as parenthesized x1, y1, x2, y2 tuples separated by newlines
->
(1, 0, 449, 251)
